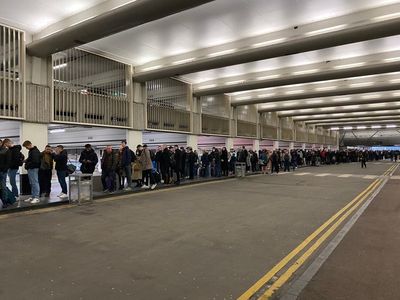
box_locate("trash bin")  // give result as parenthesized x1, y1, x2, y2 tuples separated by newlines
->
(235, 162, 247, 178)
(68, 174, 93, 205)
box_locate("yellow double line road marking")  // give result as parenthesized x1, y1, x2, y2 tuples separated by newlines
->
(239, 163, 398, 300)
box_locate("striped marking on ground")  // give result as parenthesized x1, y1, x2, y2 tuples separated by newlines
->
(363, 175, 379, 179)
(390, 175, 400, 180)
(315, 173, 331, 177)
(294, 173, 311, 176)
(338, 174, 353, 178)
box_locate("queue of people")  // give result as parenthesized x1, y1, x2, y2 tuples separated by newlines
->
(0, 137, 391, 209)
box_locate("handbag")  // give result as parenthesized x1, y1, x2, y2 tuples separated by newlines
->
(66, 160, 77, 175)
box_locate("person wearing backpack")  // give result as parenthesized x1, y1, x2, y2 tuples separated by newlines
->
(3, 139, 23, 199)
(22, 140, 41, 204)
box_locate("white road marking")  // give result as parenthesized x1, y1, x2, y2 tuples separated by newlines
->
(315, 173, 331, 177)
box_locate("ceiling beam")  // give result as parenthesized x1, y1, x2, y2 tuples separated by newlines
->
(133, 15, 400, 82)
(27, 0, 214, 57)
(279, 105, 400, 117)
(295, 111, 400, 122)
(194, 61, 400, 96)
(258, 96, 400, 113)
(232, 83, 400, 106)
(318, 120, 400, 128)
(306, 115, 400, 125)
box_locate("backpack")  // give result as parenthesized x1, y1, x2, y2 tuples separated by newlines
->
(3, 187, 16, 205)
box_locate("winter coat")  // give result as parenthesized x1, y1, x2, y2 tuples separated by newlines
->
(0, 147, 10, 172)
(25, 146, 41, 170)
(40, 152, 54, 170)
(8, 145, 24, 170)
(53, 150, 68, 171)
(101, 151, 117, 172)
(79, 149, 98, 174)
(140, 148, 153, 171)
(121, 147, 132, 167)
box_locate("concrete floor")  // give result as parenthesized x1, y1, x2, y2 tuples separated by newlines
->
(0, 162, 391, 300)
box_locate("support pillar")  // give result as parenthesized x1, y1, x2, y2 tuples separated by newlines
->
(226, 137, 234, 150)
(126, 130, 143, 149)
(186, 134, 198, 151)
(253, 140, 260, 152)
(302, 143, 306, 150)
(20, 122, 48, 174)
(273, 140, 279, 150)
(289, 142, 295, 150)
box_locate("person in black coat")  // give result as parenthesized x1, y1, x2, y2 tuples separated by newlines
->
(0, 139, 11, 205)
(79, 144, 98, 174)
(22, 140, 41, 203)
(53, 145, 68, 198)
(160, 147, 171, 184)
(221, 147, 229, 176)
(186, 147, 196, 180)
(5, 141, 24, 198)
(173, 145, 183, 184)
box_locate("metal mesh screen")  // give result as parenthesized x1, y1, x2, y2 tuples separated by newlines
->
(26, 84, 50, 123)
(202, 114, 230, 135)
(237, 120, 257, 137)
(146, 78, 190, 132)
(200, 94, 230, 118)
(0, 24, 24, 119)
(262, 124, 278, 139)
(52, 48, 129, 127)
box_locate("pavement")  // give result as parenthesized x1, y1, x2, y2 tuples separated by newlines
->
(0, 162, 393, 299)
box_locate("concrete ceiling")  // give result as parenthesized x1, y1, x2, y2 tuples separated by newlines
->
(2, 0, 400, 136)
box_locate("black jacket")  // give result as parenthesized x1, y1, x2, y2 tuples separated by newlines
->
(79, 149, 98, 174)
(173, 149, 183, 171)
(101, 151, 117, 172)
(0, 146, 10, 172)
(8, 145, 24, 170)
(53, 150, 68, 171)
(25, 146, 41, 170)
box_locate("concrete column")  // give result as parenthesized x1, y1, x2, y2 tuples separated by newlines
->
(302, 143, 306, 150)
(273, 140, 279, 149)
(253, 139, 260, 152)
(20, 122, 48, 174)
(186, 134, 198, 151)
(289, 142, 295, 150)
(226, 137, 234, 150)
(126, 130, 143, 149)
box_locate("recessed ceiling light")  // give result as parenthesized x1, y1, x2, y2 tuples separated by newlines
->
(305, 24, 348, 36)
(352, 112, 367, 115)
(283, 102, 296, 107)
(373, 12, 400, 22)
(349, 82, 374, 88)
(320, 107, 335, 111)
(334, 62, 365, 70)
(292, 69, 320, 75)
(261, 104, 277, 108)
(368, 103, 387, 107)
(371, 125, 382, 129)
(330, 127, 340, 130)
(344, 105, 361, 109)
(386, 124, 397, 128)
(357, 126, 367, 129)
(171, 58, 195, 65)
(315, 86, 337, 91)
(343, 126, 353, 130)
(332, 97, 351, 102)
(141, 65, 163, 72)
(384, 57, 400, 63)
(251, 38, 287, 48)
(390, 79, 400, 83)
(207, 49, 237, 58)
(256, 74, 281, 80)
(393, 92, 400, 97)
(198, 84, 217, 90)
(285, 90, 304, 95)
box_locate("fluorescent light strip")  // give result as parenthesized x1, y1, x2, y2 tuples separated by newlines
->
(315, 86, 337, 91)
(171, 58, 195, 65)
(373, 12, 400, 22)
(198, 84, 217, 90)
(251, 38, 287, 48)
(330, 127, 340, 130)
(207, 49, 237, 57)
(305, 24, 348, 36)
(334, 62, 365, 69)
(53, 63, 67, 70)
(387, 124, 397, 128)
(256, 74, 281, 80)
(285, 90, 304, 95)
(141, 65, 163, 72)
(384, 57, 400, 63)
(258, 93, 276, 98)
(292, 69, 319, 75)
(225, 80, 245, 85)
(306, 100, 323, 104)
(371, 125, 382, 129)
(349, 82, 374, 88)
(361, 94, 381, 99)
(390, 78, 400, 83)
(236, 96, 251, 101)
(332, 97, 351, 102)
(357, 126, 367, 129)
(343, 126, 353, 130)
